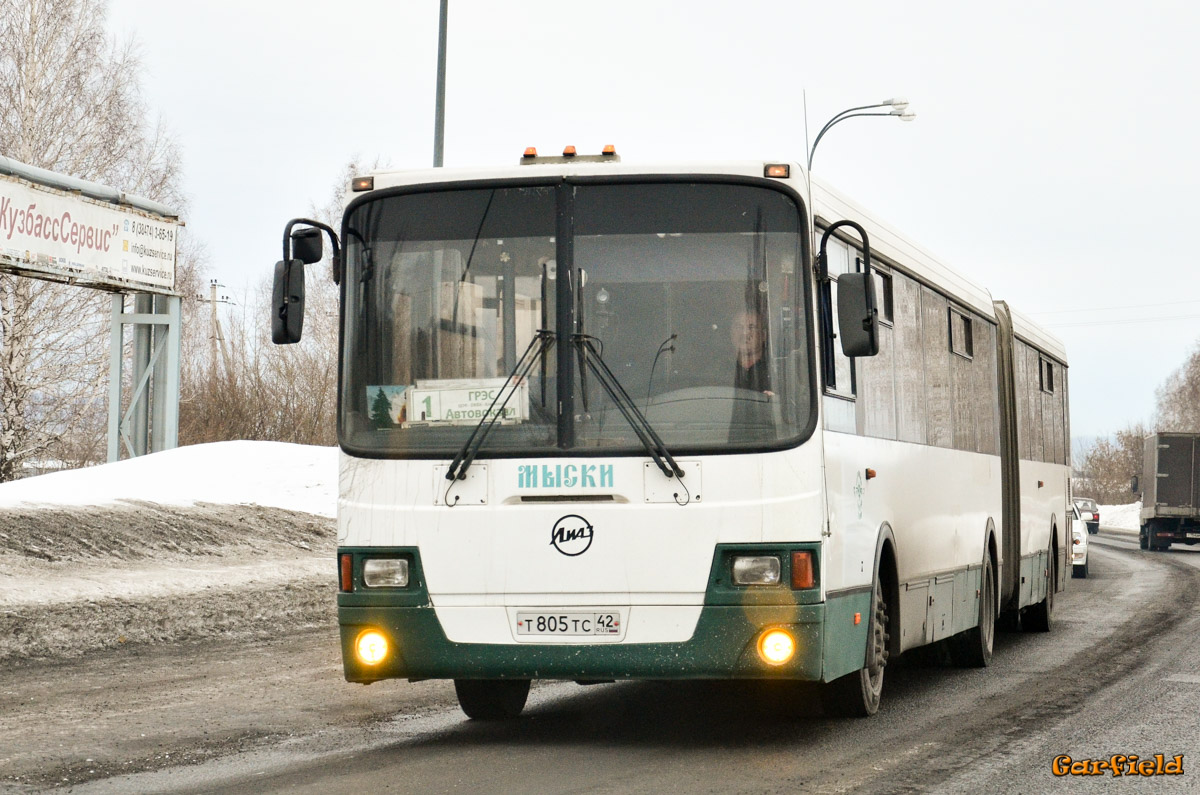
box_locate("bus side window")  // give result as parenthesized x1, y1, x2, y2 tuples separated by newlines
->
(821, 237, 856, 400)
(858, 262, 896, 440)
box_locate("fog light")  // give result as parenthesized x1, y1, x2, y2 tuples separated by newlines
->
(758, 629, 796, 665)
(363, 558, 409, 587)
(356, 630, 389, 666)
(733, 556, 781, 585)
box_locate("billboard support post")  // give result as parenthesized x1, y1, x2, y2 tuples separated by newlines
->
(106, 293, 180, 461)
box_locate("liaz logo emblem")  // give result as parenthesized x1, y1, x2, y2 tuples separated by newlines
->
(551, 514, 594, 557)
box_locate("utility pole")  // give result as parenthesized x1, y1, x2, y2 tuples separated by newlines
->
(203, 280, 235, 388)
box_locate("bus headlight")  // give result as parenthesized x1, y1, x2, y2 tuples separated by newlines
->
(732, 556, 781, 586)
(356, 630, 390, 665)
(363, 558, 409, 588)
(758, 629, 796, 666)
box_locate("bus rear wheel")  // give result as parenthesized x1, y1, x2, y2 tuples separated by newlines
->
(951, 554, 994, 667)
(1023, 538, 1055, 633)
(821, 577, 889, 717)
(454, 679, 531, 720)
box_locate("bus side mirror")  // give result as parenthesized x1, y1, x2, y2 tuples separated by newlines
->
(272, 259, 306, 344)
(837, 271, 879, 357)
(819, 219, 878, 358)
(1131, 475, 1139, 493)
(291, 227, 324, 264)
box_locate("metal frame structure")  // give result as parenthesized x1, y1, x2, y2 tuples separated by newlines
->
(107, 293, 181, 460)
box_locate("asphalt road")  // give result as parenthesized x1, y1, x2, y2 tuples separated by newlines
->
(8, 527, 1200, 794)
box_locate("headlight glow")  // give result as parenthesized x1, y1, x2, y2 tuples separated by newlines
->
(356, 630, 389, 665)
(758, 629, 796, 665)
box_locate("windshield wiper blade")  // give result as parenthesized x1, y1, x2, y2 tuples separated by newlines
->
(573, 334, 684, 480)
(445, 329, 555, 482)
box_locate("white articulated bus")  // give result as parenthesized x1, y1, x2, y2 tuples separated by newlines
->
(272, 149, 1070, 718)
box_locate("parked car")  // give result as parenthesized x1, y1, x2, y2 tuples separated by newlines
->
(1071, 505, 1090, 578)
(1073, 497, 1100, 534)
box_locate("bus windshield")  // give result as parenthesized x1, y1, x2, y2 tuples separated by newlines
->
(339, 180, 814, 457)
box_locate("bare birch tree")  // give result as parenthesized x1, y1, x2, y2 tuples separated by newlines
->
(1076, 422, 1149, 504)
(0, 0, 187, 479)
(178, 161, 367, 447)
(1155, 339, 1200, 433)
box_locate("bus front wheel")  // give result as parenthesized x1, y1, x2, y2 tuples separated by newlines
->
(454, 679, 531, 720)
(821, 577, 889, 717)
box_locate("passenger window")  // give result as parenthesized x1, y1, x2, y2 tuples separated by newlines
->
(873, 270, 894, 326)
(950, 308, 973, 359)
(822, 237, 856, 399)
(1039, 356, 1055, 393)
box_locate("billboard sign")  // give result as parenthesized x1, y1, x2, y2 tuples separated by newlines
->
(0, 174, 177, 293)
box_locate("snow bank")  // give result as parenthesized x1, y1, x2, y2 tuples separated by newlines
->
(0, 441, 338, 518)
(1099, 502, 1141, 530)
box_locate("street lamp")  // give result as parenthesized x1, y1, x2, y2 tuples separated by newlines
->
(807, 98, 916, 171)
(433, 0, 449, 167)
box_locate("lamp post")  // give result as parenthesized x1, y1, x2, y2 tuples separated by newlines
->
(432, 0, 448, 167)
(807, 98, 915, 172)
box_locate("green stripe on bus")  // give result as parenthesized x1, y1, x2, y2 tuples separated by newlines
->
(820, 589, 872, 681)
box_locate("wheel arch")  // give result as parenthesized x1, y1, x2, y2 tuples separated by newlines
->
(1047, 514, 1061, 594)
(985, 517, 999, 617)
(873, 522, 900, 659)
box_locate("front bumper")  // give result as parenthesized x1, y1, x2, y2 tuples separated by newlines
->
(337, 542, 867, 683)
(339, 602, 826, 682)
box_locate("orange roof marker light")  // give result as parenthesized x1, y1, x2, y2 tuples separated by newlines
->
(518, 146, 623, 165)
(351, 176, 374, 192)
(764, 164, 790, 179)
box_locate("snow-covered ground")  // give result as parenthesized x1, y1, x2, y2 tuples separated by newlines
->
(1099, 502, 1141, 531)
(0, 440, 337, 517)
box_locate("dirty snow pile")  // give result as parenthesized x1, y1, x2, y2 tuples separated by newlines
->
(0, 442, 340, 662)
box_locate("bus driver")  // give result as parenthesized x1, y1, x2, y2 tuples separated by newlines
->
(730, 308, 773, 441)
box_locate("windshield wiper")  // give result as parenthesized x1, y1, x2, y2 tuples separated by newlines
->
(573, 334, 685, 481)
(445, 329, 555, 483)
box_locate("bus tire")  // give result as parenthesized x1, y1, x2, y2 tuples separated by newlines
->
(951, 554, 995, 667)
(454, 679, 531, 720)
(1023, 537, 1055, 633)
(821, 577, 888, 717)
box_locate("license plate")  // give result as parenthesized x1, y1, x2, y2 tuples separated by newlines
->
(1187, 533, 1200, 539)
(515, 612, 621, 636)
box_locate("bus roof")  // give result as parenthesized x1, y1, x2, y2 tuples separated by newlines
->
(810, 176, 996, 319)
(1006, 304, 1068, 363)
(354, 157, 1065, 362)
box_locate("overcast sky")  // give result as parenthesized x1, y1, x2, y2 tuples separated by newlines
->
(105, 0, 1200, 441)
